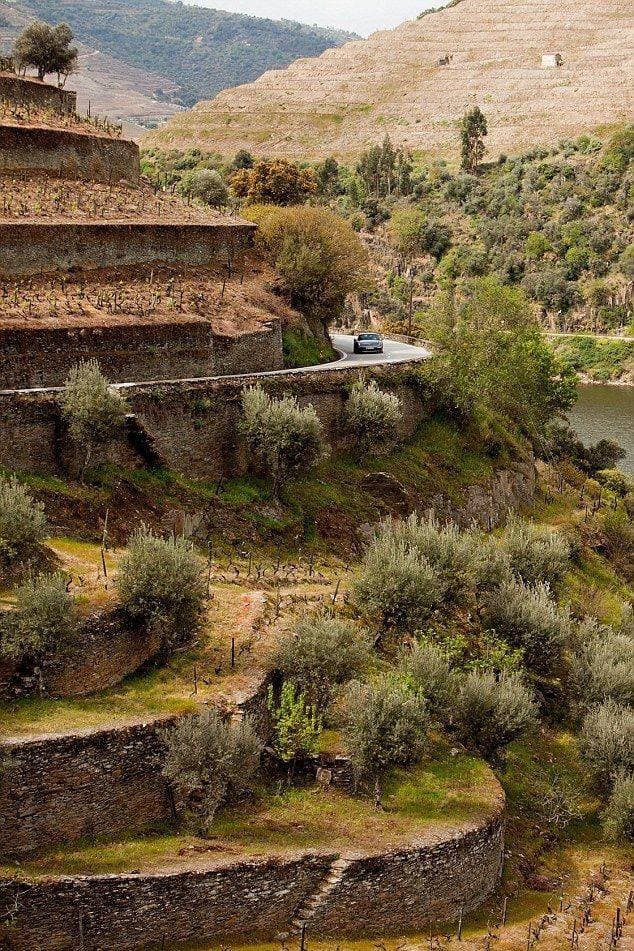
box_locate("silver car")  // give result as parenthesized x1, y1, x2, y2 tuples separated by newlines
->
(353, 332, 384, 354)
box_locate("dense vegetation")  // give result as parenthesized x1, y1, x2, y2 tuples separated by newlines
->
(142, 123, 633, 336)
(14, 0, 355, 106)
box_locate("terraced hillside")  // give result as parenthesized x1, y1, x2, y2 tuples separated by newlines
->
(149, 0, 634, 160)
(1, 0, 355, 133)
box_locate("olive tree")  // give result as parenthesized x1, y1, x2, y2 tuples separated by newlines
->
(578, 700, 634, 789)
(178, 169, 228, 209)
(240, 385, 325, 497)
(485, 579, 571, 675)
(59, 361, 129, 480)
(399, 640, 459, 720)
(343, 675, 430, 806)
(500, 517, 570, 589)
(14, 21, 78, 85)
(116, 527, 205, 650)
(343, 380, 401, 456)
(275, 613, 371, 711)
(0, 572, 75, 662)
(602, 771, 633, 842)
(353, 539, 443, 632)
(570, 618, 633, 707)
(452, 670, 538, 761)
(162, 709, 262, 834)
(0, 476, 46, 568)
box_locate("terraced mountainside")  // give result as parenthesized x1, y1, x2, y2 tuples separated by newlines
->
(0, 0, 355, 133)
(148, 0, 634, 160)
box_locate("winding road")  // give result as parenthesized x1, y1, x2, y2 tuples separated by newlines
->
(0, 334, 432, 395)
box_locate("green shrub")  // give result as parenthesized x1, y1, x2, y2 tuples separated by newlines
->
(240, 385, 325, 497)
(353, 539, 442, 631)
(59, 360, 128, 479)
(399, 640, 458, 719)
(177, 168, 228, 208)
(452, 670, 538, 761)
(485, 579, 571, 675)
(266, 681, 322, 765)
(116, 528, 205, 649)
(500, 517, 570, 588)
(570, 618, 633, 707)
(275, 612, 371, 711)
(343, 380, 401, 456)
(0, 476, 46, 568)
(343, 675, 430, 799)
(247, 204, 369, 330)
(162, 709, 262, 834)
(596, 469, 632, 498)
(0, 572, 75, 662)
(374, 514, 477, 604)
(579, 700, 634, 788)
(602, 771, 634, 842)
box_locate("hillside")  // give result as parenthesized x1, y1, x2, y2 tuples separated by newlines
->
(147, 0, 634, 159)
(1, 0, 355, 130)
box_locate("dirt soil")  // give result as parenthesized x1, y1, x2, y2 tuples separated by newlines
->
(0, 256, 299, 335)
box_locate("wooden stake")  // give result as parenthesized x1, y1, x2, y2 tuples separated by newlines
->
(457, 906, 463, 940)
(231, 637, 235, 669)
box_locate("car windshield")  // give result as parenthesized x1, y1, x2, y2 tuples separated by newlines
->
(358, 333, 380, 340)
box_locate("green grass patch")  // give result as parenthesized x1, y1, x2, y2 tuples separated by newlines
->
(282, 328, 335, 369)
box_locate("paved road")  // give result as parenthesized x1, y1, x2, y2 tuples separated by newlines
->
(0, 334, 431, 396)
(328, 334, 431, 369)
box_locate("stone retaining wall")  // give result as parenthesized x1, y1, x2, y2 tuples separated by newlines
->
(0, 318, 282, 389)
(0, 363, 427, 479)
(0, 221, 255, 277)
(0, 809, 505, 948)
(0, 719, 175, 855)
(0, 74, 76, 115)
(0, 608, 164, 700)
(0, 124, 140, 184)
(310, 815, 505, 935)
(0, 856, 335, 950)
(0, 675, 272, 856)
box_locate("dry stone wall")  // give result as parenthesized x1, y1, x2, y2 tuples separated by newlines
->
(0, 811, 505, 948)
(0, 364, 426, 478)
(0, 608, 164, 700)
(0, 74, 76, 115)
(0, 719, 176, 855)
(0, 221, 255, 278)
(0, 856, 335, 950)
(0, 124, 140, 184)
(0, 319, 282, 389)
(310, 815, 505, 935)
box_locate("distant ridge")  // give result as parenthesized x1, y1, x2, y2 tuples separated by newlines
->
(147, 0, 634, 159)
(0, 0, 356, 132)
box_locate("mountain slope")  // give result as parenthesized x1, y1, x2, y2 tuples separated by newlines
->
(1, 0, 355, 128)
(147, 0, 634, 159)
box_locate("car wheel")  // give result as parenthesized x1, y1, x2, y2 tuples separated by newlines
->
(353, 343, 359, 353)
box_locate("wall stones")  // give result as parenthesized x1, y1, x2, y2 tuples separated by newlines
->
(0, 608, 164, 700)
(0, 124, 140, 185)
(0, 719, 176, 855)
(0, 319, 282, 389)
(0, 221, 255, 278)
(0, 856, 336, 950)
(0, 363, 426, 478)
(0, 74, 76, 115)
(309, 813, 505, 935)
(0, 809, 505, 948)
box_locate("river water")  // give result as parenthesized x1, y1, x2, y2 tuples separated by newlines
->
(567, 384, 634, 477)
